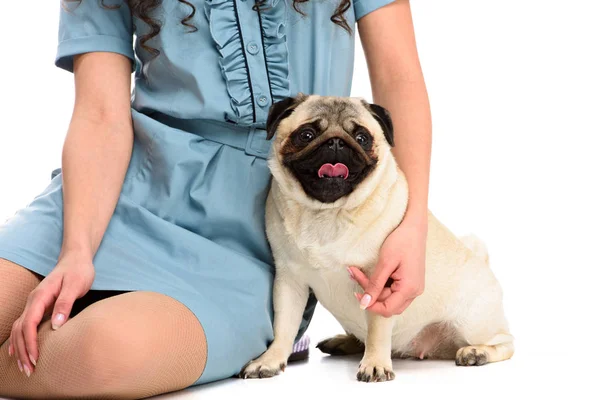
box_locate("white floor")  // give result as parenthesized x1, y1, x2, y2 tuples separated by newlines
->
(0, 309, 594, 400)
(152, 304, 595, 400)
(0, 345, 591, 400)
(154, 344, 589, 400)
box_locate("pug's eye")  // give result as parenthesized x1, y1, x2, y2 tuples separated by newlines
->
(299, 129, 315, 143)
(355, 131, 372, 148)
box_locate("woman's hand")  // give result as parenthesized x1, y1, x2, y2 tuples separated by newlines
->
(8, 251, 95, 376)
(348, 215, 427, 318)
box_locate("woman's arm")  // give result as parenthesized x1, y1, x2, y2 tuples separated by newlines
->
(361, 0, 431, 223)
(9, 52, 134, 374)
(62, 52, 134, 257)
(349, 0, 432, 316)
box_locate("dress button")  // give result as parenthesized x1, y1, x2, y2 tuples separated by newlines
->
(257, 95, 269, 107)
(246, 41, 259, 55)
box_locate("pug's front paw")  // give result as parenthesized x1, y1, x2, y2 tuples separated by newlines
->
(356, 356, 395, 382)
(239, 349, 289, 379)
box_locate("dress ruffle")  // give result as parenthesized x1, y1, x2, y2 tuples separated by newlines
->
(261, 0, 291, 104)
(204, 0, 254, 124)
(205, 0, 290, 125)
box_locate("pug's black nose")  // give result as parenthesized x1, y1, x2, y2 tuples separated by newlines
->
(327, 138, 345, 151)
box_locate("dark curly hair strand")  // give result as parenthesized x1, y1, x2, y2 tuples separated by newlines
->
(63, 0, 352, 57)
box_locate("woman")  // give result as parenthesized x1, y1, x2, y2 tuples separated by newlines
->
(0, 0, 431, 398)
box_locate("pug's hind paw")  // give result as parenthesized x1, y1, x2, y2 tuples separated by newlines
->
(356, 358, 395, 382)
(317, 334, 365, 356)
(239, 350, 288, 379)
(455, 346, 489, 366)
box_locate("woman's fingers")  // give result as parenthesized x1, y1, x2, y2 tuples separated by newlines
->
(348, 267, 392, 301)
(12, 318, 31, 376)
(355, 288, 392, 303)
(15, 293, 47, 375)
(51, 276, 81, 330)
(22, 292, 50, 368)
(347, 266, 367, 285)
(351, 273, 416, 318)
(8, 325, 15, 360)
(367, 293, 415, 318)
(12, 277, 60, 375)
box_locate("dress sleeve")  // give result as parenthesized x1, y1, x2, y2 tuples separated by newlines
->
(55, 0, 135, 72)
(353, 0, 397, 21)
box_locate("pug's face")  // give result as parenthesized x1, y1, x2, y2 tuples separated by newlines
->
(267, 95, 395, 204)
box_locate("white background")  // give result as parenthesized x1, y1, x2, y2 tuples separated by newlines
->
(1, 0, 599, 399)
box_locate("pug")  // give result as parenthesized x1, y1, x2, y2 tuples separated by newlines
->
(240, 94, 514, 382)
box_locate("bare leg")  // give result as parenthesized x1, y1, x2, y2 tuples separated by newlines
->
(0, 259, 41, 344)
(0, 291, 207, 399)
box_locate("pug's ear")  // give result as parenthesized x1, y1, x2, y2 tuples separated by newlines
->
(266, 94, 307, 140)
(367, 103, 395, 147)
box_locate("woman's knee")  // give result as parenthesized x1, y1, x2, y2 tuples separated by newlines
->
(36, 293, 208, 396)
(33, 319, 146, 397)
(0, 258, 41, 341)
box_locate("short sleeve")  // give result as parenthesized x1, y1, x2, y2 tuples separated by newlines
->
(353, 0, 397, 21)
(56, 0, 134, 72)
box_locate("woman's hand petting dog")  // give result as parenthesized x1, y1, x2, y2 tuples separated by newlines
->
(349, 215, 427, 318)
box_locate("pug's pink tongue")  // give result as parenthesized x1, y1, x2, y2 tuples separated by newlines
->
(318, 163, 349, 179)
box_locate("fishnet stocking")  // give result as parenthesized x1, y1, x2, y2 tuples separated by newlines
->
(0, 258, 42, 344)
(0, 286, 207, 399)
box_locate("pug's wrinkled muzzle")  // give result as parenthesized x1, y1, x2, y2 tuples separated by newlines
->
(284, 130, 374, 166)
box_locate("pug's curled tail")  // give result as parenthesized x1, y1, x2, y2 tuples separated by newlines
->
(460, 234, 489, 265)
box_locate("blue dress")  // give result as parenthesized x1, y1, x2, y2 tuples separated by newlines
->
(0, 0, 394, 386)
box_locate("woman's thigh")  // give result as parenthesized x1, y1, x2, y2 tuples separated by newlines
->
(0, 291, 207, 399)
(0, 258, 42, 344)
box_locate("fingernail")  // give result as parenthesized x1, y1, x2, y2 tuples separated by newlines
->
(17, 359, 23, 373)
(29, 354, 37, 367)
(347, 267, 355, 280)
(354, 292, 361, 301)
(52, 313, 66, 330)
(24, 365, 31, 378)
(359, 294, 372, 310)
(8, 344, 13, 357)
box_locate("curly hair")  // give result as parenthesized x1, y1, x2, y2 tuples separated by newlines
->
(63, 0, 352, 57)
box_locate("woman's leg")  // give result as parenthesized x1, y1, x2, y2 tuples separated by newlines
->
(0, 258, 42, 344)
(0, 291, 208, 399)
